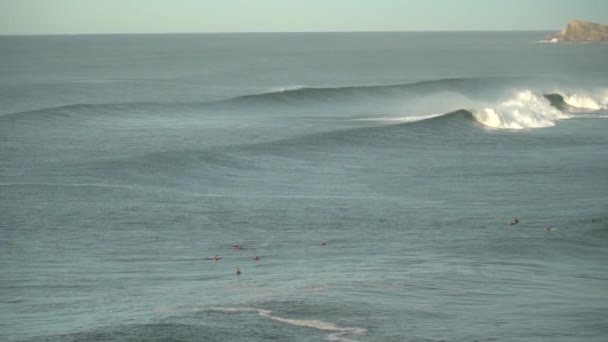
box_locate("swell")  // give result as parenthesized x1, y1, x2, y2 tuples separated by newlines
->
(219, 77, 508, 105)
(0, 77, 499, 119)
(112, 109, 477, 171)
(57, 104, 573, 179)
(0, 102, 198, 122)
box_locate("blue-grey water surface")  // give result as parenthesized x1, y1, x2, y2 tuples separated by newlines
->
(1, 32, 607, 341)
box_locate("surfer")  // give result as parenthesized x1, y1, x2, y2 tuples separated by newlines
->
(236, 267, 241, 275)
(509, 218, 519, 225)
(211, 255, 222, 261)
(253, 256, 260, 261)
(320, 241, 327, 246)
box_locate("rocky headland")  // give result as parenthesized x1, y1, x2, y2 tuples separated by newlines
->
(546, 20, 608, 42)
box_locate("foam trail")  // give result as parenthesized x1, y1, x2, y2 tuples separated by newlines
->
(258, 309, 367, 334)
(473, 90, 569, 129)
(210, 307, 367, 341)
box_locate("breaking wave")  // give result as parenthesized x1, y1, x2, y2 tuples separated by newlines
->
(561, 93, 607, 110)
(472, 90, 570, 129)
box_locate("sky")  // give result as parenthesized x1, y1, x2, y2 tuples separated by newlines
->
(1, 0, 607, 35)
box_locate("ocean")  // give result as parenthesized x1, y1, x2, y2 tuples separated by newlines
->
(1, 32, 607, 341)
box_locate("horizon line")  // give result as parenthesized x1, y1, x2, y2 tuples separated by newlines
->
(0, 29, 557, 37)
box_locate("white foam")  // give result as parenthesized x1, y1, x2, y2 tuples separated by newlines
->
(209, 307, 261, 313)
(472, 90, 569, 129)
(353, 113, 443, 123)
(269, 85, 306, 93)
(562, 93, 606, 110)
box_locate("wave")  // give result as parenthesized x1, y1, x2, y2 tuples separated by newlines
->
(220, 77, 508, 105)
(2, 77, 605, 131)
(216, 78, 607, 117)
(0, 77, 506, 118)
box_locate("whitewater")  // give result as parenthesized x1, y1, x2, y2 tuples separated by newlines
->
(1, 31, 607, 342)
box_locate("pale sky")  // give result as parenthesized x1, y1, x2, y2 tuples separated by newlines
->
(1, 0, 607, 35)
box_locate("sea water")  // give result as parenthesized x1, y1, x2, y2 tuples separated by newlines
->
(1, 32, 607, 341)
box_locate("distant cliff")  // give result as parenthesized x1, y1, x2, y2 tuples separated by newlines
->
(546, 20, 608, 42)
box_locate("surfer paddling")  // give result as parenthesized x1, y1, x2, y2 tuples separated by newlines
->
(509, 218, 519, 225)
